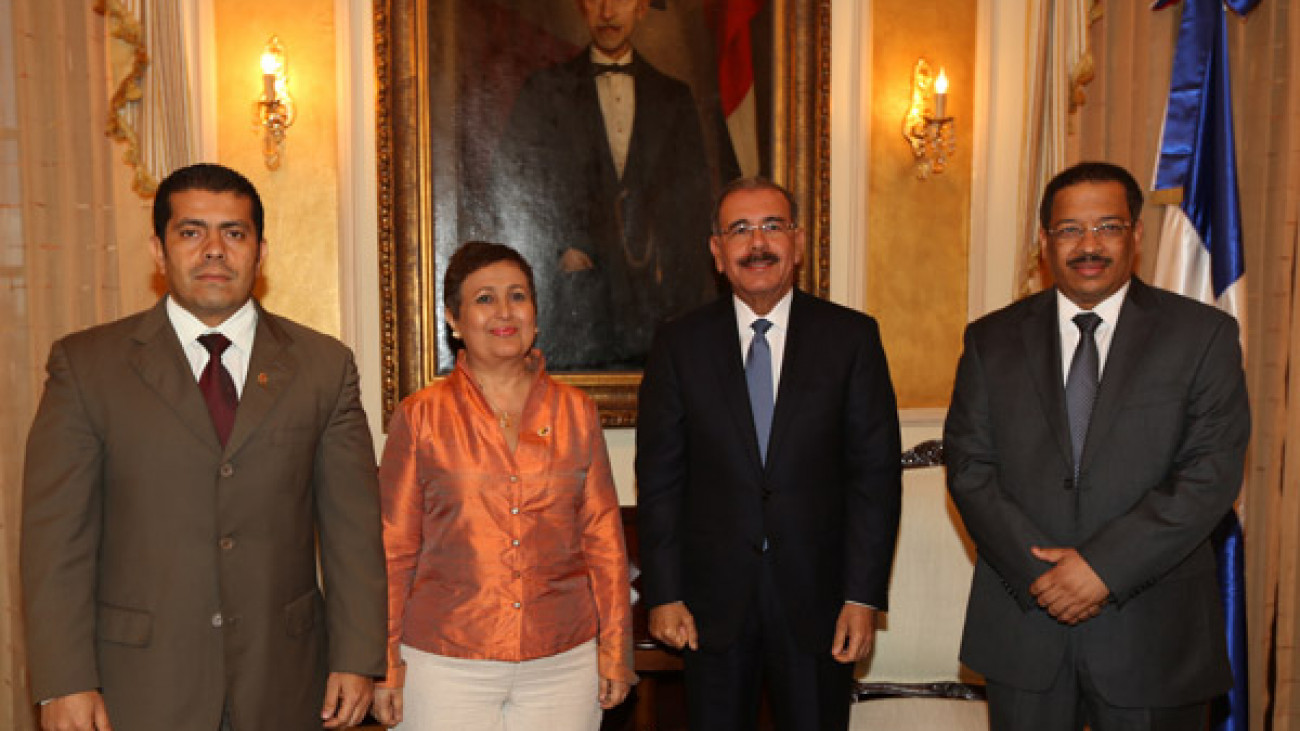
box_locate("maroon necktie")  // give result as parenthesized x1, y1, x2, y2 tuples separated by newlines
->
(198, 333, 238, 446)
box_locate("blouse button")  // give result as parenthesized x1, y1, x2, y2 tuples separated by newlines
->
(512, 539, 520, 546)
(513, 602, 522, 609)
(511, 507, 520, 515)
(509, 475, 519, 483)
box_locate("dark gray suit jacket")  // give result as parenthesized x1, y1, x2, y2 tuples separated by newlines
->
(22, 299, 387, 731)
(944, 278, 1249, 706)
(637, 290, 902, 654)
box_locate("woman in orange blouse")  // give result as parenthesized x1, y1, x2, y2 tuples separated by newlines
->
(371, 242, 635, 729)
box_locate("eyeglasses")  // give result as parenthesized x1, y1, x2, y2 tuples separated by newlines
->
(721, 220, 797, 241)
(1046, 221, 1132, 245)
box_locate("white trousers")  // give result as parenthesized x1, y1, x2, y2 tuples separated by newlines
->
(397, 640, 603, 731)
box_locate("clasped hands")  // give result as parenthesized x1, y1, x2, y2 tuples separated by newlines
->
(1029, 546, 1111, 625)
(648, 601, 877, 664)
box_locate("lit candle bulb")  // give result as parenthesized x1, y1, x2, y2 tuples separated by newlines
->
(261, 44, 282, 101)
(934, 68, 949, 119)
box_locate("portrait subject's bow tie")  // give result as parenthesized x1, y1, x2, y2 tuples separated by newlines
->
(591, 63, 633, 76)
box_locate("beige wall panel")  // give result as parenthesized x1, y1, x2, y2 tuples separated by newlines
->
(214, 0, 342, 337)
(869, 0, 975, 408)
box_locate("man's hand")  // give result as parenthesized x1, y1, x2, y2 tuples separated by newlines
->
(648, 601, 698, 651)
(1029, 546, 1110, 624)
(831, 603, 877, 664)
(560, 248, 595, 273)
(320, 672, 373, 729)
(40, 690, 112, 731)
(370, 687, 402, 728)
(599, 678, 632, 709)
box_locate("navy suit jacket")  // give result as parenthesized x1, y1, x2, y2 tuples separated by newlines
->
(944, 278, 1250, 706)
(636, 290, 902, 653)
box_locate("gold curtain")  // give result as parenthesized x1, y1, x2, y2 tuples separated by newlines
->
(1073, 3, 1300, 728)
(1, 3, 130, 728)
(1013, 0, 1102, 298)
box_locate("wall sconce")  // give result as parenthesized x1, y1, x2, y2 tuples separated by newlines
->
(256, 36, 296, 170)
(902, 58, 955, 180)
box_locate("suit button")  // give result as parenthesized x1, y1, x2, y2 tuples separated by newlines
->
(509, 475, 519, 483)
(211, 612, 224, 628)
(512, 539, 520, 547)
(762, 488, 773, 500)
(219, 463, 234, 478)
(510, 507, 520, 515)
(512, 602, 522, 609)
(219, 537, 235, 550)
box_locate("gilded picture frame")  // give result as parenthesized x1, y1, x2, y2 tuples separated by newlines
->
(374, 0, 831, 426)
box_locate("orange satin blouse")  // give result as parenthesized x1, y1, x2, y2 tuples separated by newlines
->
(378, 353, 635, 687)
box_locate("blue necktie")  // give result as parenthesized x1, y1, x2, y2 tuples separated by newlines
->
(1065, 312, 1102, 478)
(746, 318, 774, 463)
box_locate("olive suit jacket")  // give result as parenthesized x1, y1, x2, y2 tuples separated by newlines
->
(21, 299, 387, 731)
(944, 278, 1250, 707)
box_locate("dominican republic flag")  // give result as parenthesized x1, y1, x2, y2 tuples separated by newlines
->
(1150, 1, 1260, 730)
(709, 0, 763, 177)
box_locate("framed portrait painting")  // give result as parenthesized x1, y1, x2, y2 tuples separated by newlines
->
(376, 0, 830, 425)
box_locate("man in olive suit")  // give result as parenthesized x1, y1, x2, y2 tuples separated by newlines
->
(22, 163, 386, 731)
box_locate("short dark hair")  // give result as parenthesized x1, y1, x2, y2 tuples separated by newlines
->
(712, 176, 799, 234)
(443, 241, 537, 320)
(1039, 161, 1144, 229)
(153, 163, 265, 242)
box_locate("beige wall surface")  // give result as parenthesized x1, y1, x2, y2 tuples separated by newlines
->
(213, 0, 342, 338)
(868, 0, 975, 408)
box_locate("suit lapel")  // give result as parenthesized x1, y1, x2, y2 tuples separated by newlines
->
(129, 301, 223, 453)
(620, 54, 656, 190)
(706, 299, 765, 472)
(225, 308, 296, 457)
(765, 291, 809, 469)
(1079, 279, 1157, 473)
(1020, 292, 1074, 469)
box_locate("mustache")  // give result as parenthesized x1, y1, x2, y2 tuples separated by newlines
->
(739, 250, 780, 267)
(1067, 253, 1112, 267)
(192, 263, 237, 278)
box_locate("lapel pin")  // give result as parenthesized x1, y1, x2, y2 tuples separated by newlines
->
(257, 372, 269, 387)
(538, 426, 551, 437)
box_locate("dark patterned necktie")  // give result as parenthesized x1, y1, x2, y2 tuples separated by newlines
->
(198, 333, 238, 446)
(746, 318, 774, 463)
(1065, 312, 1102, 477)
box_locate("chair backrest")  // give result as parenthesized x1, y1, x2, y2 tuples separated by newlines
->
(857, 439, 984, 700)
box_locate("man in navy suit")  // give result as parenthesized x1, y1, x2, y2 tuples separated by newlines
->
(944, 161, 1250, 730)
(491, 0, 736, 368)
(636, 177, 902, 730)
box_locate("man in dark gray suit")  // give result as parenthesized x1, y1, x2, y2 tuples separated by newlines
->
(944, 161, 1250, 730)
(637, 177, 901, 730)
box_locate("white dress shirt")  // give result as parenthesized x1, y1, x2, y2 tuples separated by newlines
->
(732, 290, 793, 399)
(1056, 281, 1129, 386)
(591, 47, 635, 180)
(165, 296, 258, 397)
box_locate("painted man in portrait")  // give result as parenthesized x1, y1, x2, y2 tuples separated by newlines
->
(489, 0, 739, 369)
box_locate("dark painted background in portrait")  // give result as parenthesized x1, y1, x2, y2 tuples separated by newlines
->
(377, 0, 829, 425)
